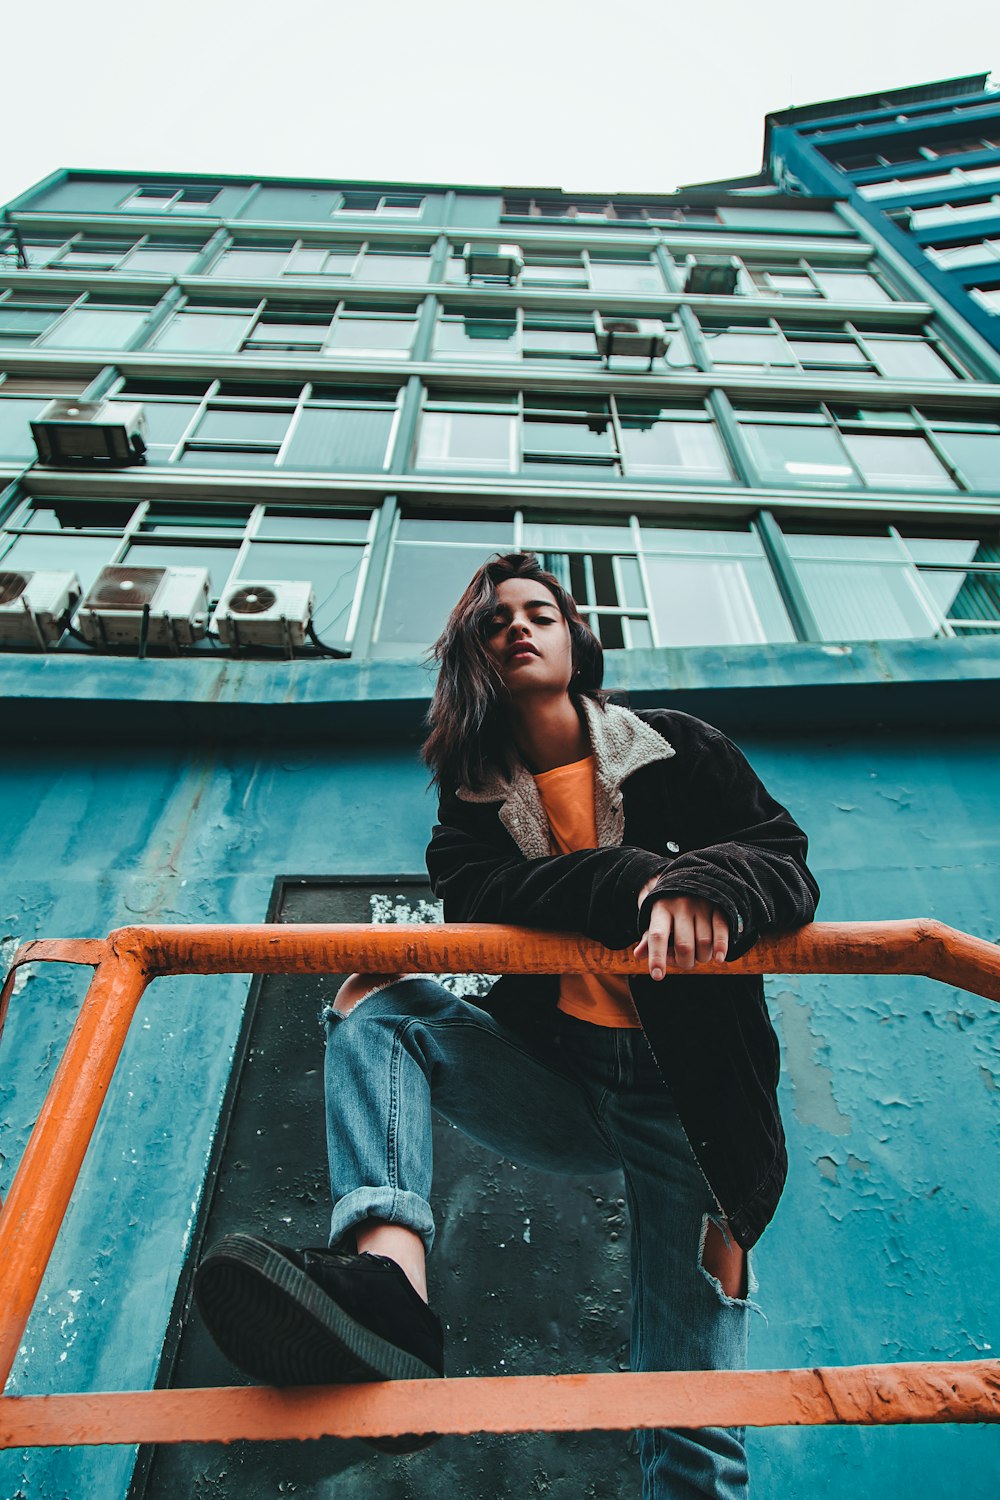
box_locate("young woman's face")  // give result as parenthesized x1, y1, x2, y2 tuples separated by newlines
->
(484, 578, 574, 701)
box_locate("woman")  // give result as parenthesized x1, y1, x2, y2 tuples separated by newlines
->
(196, 552, 820, 1497)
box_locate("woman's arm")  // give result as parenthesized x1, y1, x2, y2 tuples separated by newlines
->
(427, 809, 671, 952)
(635, 717, 820, 960)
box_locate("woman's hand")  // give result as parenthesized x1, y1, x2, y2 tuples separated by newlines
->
(634, 880, 729, 979)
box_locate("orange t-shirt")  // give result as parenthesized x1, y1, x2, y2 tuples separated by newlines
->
(533, 755, 641, 1029)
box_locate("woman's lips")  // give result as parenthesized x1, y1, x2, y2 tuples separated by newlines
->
(506, 643, 539, 662)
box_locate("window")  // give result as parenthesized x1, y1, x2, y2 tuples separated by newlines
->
(737, 258, 894, 304)
(151, 304, 256, 353)
(337, 192, 423, 216)
(736, 402, 968, 491)
(375, 513, 792, 655)
(445, 247, 665, 293)
(19, 234, 203, 275)
(617, 400, 733, 481)
(113, 377, 401, 472)
(415, 391, 519, 473)
(432, 306, 692, 370)
(0, 494, 375, 647)
(700, 315, 960, 381)
(376, 512, 516, 650)
(502, 196, 719, 224)
(926, 238, 1000, 270)
(860, 165, 1000, 201)
(207, 241, 433, 284)
(910, 195, 1000, 231)
(0, 290, 156, 351)
(0, 374, 108, 461)
(970, 285, 1000, 315)
(119, 185, 221, 212)
(415, 389, 731, 482)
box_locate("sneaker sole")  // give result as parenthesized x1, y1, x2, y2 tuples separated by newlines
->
(194, 1233, 441, 1452)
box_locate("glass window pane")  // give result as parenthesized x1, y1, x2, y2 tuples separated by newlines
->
(325, 318, 413, 357)
(139, 503, 251, 535)
(932, 430, 1000, 489)
(398, 517, 514, 542)
(194, 408, 292, 443)
(788, 338, 868, 366)
(434, 315, 518, 360)
(704, 329, 793, 367)
(12, 498, 136, 532)
(927, 568, 1000, 625)
(210, 250, 288, 278)
(258, 508, 372, 539)
(523, 418, 613, 457)
(588, 259, 662, 293)
(741, 421, 856, 486)
(378, 545, 503, 647)
(415, 411, 516, 471)
(523, 325, 598, 358)
(239, 541, 363, 637)
(357, 253, 428, 283)
(141, 401, 201, 461)
(620, 418, 732, 480)
(123, 542, 238, 595)
(797, 560, 938, 639)
(645, 556, 793, 645)
(40, 308, 149, 350)
(523, 522, 632, 550)
(0, 532, 118, 594)
(812, 271, 891, 303)
(121, 247, 199, 274)
(153, 312, 251, 353)
(784, 532, 901, 561)
(280, 406, 394, 470)
(866, 339, 957, 380)
(640, 525, 758, 556)
(841, 433, 955, 489)
(0, 398, 46, 460)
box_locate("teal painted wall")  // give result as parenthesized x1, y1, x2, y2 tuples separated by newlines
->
(1, 716, 998, 1498)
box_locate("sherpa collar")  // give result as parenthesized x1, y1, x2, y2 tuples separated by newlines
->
(455, 699, 675, 859)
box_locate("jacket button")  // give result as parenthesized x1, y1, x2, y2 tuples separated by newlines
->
(666, 840, 679, 854)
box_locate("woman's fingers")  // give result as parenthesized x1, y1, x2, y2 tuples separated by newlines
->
(635, 897, 731, 978)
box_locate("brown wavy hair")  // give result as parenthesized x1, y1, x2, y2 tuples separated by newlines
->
(422, 551, 606, 793)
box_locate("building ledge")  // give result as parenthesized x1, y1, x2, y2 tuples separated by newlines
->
(1, 636, 998, 744)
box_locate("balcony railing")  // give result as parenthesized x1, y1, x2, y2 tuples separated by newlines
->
(1, 918, 998, 1448)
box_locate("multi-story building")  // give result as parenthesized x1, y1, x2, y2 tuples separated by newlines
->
(1, 154, 998, 1499)
(695, 73, 1000, 358)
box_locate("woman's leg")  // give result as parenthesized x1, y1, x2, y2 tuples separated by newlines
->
(324, 977, 619, 1277)
(580, 1028, 755, 1500)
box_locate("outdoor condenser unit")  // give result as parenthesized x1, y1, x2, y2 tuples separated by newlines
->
(0, 569, 82, 649)
(30, 399, 148, 467)
(212, 579, 314, 649)
(76, 566, 210, 651)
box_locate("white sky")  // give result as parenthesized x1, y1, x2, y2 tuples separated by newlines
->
(2, 0, 998, 210)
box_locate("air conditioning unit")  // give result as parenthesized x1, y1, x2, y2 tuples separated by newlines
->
(683, 257, 740, 296)
(595, 317, 668, 364)
(0, 569, 81, 649)
(76, 566, 210, 651)
(30, 399, 147, 467)
(213, 580, 314, 649)
(463, 242, 524, 281)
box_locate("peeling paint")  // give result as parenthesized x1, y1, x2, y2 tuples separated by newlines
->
(771, 989, 852, 1137)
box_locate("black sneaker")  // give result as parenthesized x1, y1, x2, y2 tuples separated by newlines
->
(194, 1233, 444, 1453)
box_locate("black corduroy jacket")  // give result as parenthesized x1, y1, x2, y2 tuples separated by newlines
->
(425, 701, 820, 1250)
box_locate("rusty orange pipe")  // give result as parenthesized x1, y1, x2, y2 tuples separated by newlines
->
(0, 1360, 998, 1448)
(105, 920, 1000, 1002)
(0, 950, 149, 1389)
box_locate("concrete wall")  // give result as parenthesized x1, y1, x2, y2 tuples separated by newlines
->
(1, 712, 998, 1498)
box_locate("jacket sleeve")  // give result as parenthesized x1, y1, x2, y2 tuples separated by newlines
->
(636, 720, 820, 959)
(427, 802, 672, 951)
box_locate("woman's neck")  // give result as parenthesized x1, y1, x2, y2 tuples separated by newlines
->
(509, 693, 590, 774)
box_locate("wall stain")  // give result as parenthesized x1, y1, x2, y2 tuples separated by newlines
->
(771, 988, 852, 1136)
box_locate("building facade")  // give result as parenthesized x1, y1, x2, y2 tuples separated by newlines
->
(1, 155, 998, 1498)
(697, 74, 1000, 360)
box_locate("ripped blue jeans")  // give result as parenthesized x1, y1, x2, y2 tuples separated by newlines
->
(325, 978, 757, 1500)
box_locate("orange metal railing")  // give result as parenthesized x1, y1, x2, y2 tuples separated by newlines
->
(0, 919, 998, 1449)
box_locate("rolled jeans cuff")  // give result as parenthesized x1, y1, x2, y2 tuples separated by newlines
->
(329, 1186, 436, 1256)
